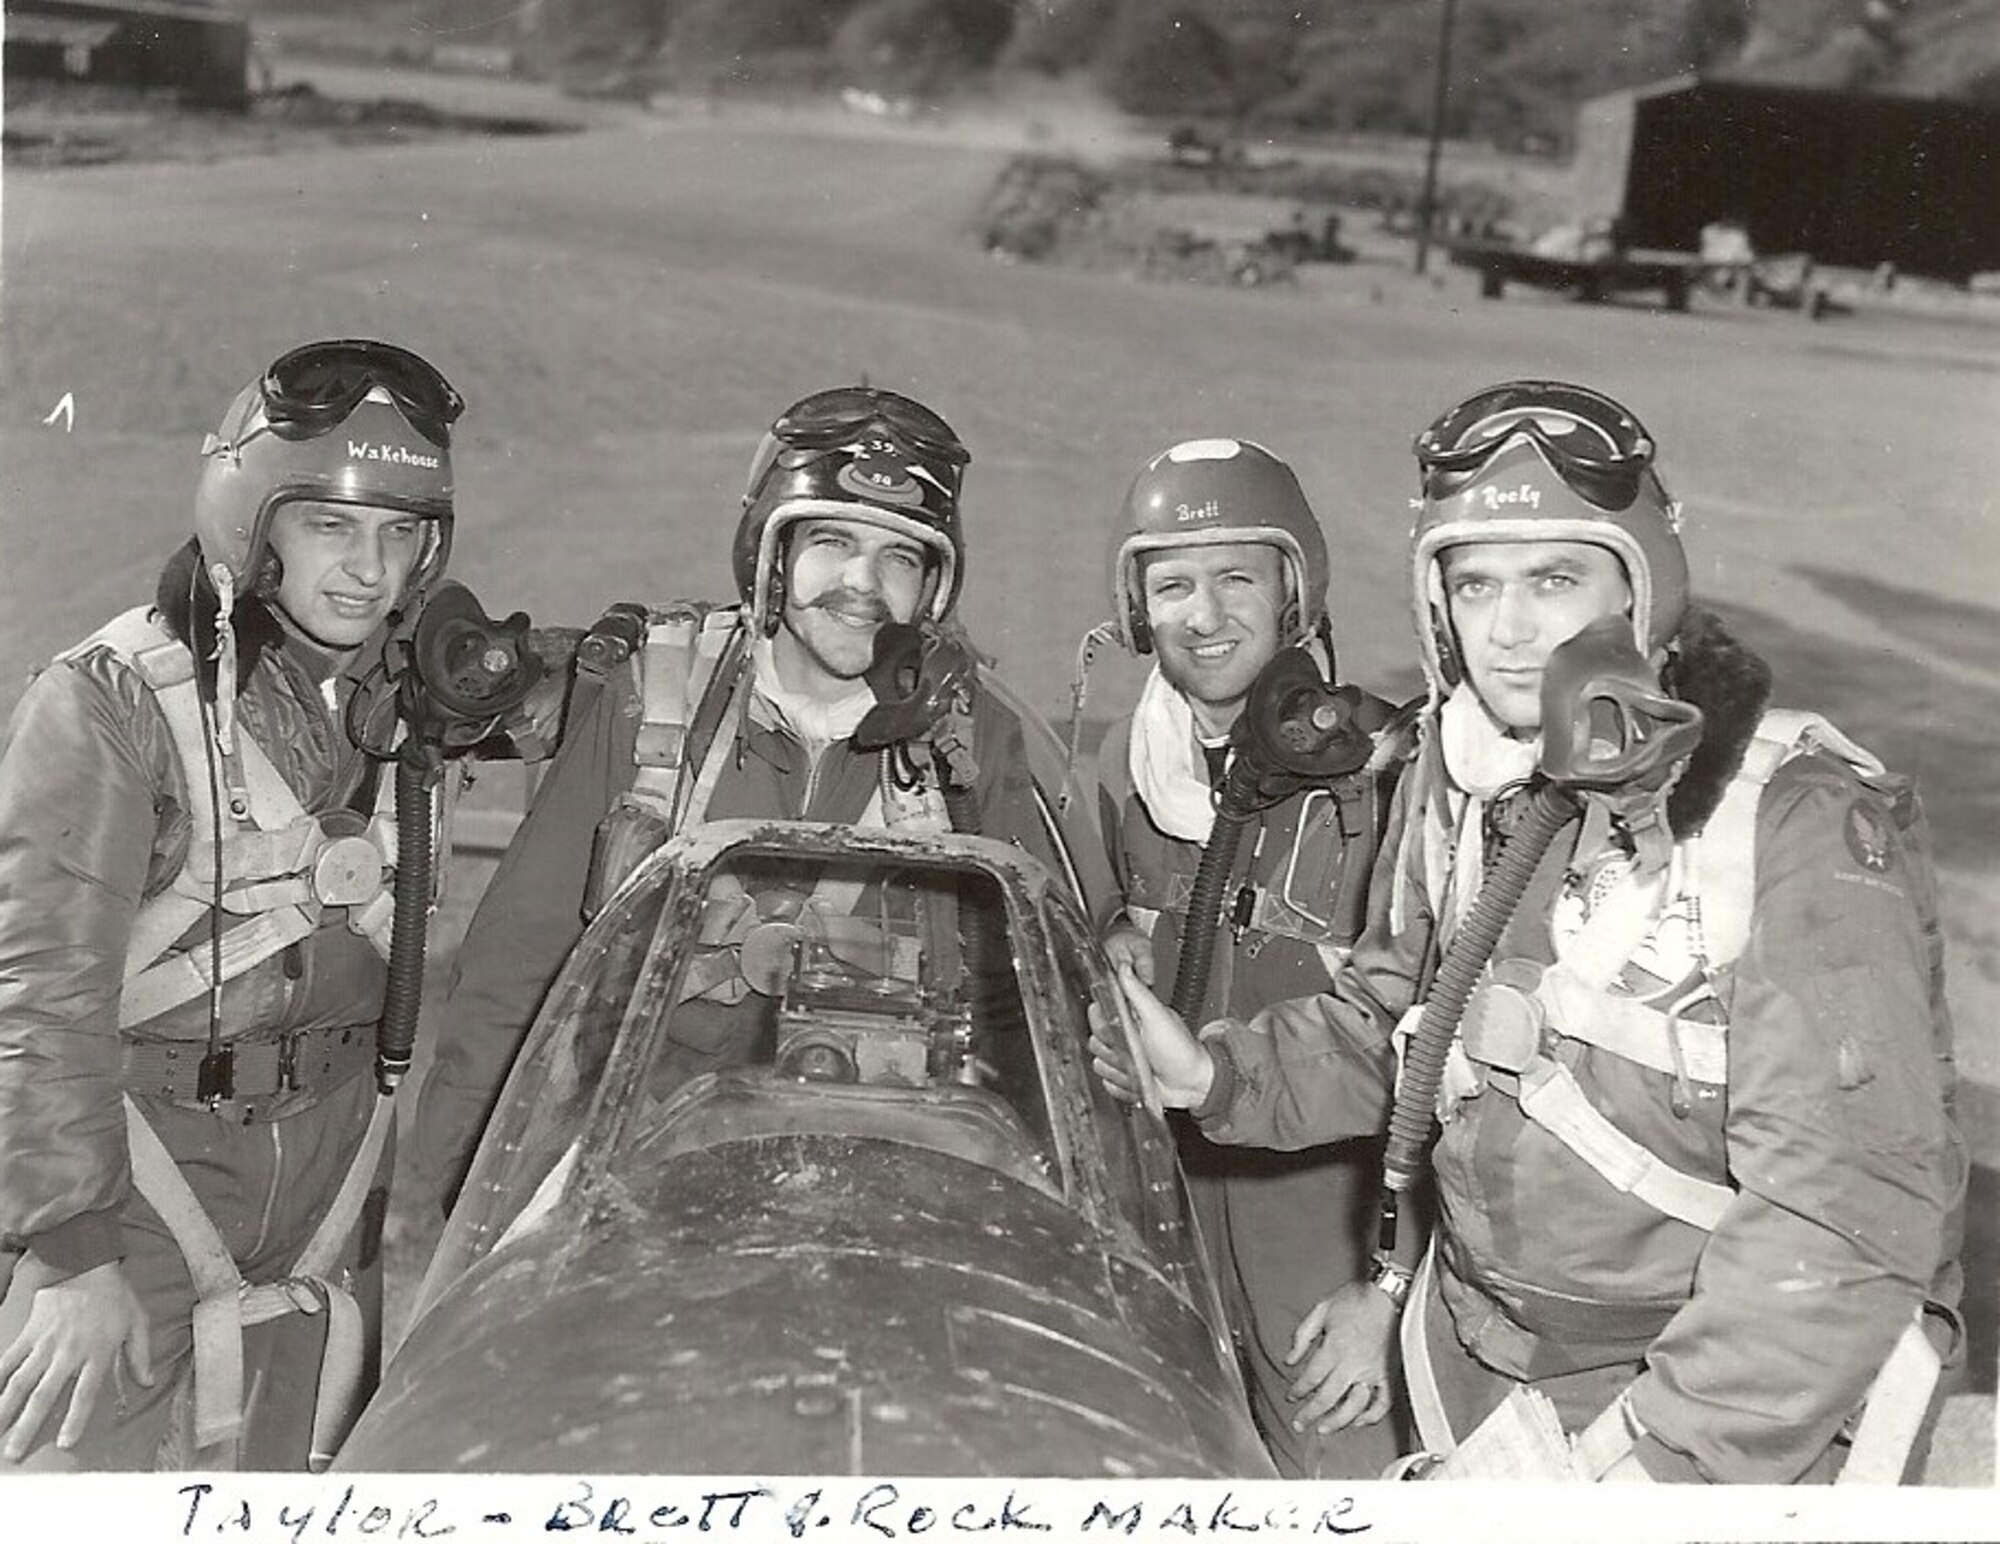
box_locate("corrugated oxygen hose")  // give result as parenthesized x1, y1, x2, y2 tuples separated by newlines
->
(1168, 759, 1260, 1024)
(1382, 781, 1577, 1195)
(376, 756, 434, 1094)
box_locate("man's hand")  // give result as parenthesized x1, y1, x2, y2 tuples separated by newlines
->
(1085, 999, 1144, 1107)
(1100, 923, 1155, 986)
(0, 1260, 153, 1459)
(1285, 1279, 1399, 1435)
(1109, 962, 1216, 1111)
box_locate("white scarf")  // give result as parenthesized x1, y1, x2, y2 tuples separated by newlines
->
(1127, 665, 1224, 844)
(1438, 682, 1540, 798)
(1424, 684, 1544, 937)
(750, 636, 877, 762)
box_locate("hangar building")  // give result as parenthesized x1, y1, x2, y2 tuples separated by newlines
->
(1572, 76, 2000, 283)
(3, 0, 249, 110)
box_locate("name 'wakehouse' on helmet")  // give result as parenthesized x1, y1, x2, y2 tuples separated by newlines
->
(1107, 438, 1330, 654)
(193, 338, 461, 615)
(733, 385, 970, 637)
(1409, 379, 1688, 701)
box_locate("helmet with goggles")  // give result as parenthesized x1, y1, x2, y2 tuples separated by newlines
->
(193, 339, 461, 606)
(734, 385, 969, 637)
(1409, 380, 1687, 697)
(1108, 438, 1328, 654)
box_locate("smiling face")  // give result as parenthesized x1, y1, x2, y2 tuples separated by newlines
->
(1440, 539, 1632, 734)
(266, 499, 429, 653)
(771, 516, 931, 698)
(1141, 541, 1287, 733)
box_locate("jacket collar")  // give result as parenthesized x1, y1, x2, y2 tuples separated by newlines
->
(155, 537, 288, 695)
(1663, 606, 1774, 838)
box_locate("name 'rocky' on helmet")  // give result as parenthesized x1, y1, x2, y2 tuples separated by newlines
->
(1408, 379, 1688, 699)
(193, 339, 461, 607)
(1108, 438, 1330, 654)
(733, 385, 969, 637)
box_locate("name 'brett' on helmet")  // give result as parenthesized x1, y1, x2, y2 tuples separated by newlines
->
(193, 339, 462, 609)
(1409, 379, 1688, 700)
(732, 385, 970, 637)
(1107, 438, 1330, 655)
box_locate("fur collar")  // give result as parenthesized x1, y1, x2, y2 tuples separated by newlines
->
(1663, 606, 1773, 837)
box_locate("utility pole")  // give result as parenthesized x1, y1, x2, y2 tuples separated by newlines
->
(1414, 0, 1459, 275)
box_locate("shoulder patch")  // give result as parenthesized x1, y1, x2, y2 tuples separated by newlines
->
(1843, 796, 1898, 875)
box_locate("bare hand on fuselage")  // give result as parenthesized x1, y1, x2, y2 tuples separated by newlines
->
(1100, 922, 1155, 986)
(1107, 962, 1215, 1110)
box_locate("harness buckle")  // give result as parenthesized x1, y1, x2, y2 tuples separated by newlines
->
(278, 1032, 302, 1093)
(277, 1278, 327, 1316)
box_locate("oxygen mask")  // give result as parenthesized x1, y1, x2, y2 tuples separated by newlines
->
(1537, 614, 1704, 873)
(1538, 615, 1703, 793)
(854, 620, 981, 788)
(1229, 646, 1376, 808)
(351, 581, 545, 771)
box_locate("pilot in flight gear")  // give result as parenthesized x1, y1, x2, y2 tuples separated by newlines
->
(1108, 381, 1965, 1484)
(414, 386, 1070, 1212)
(1088, 438, 1418, 1480)
(0, 341, 555, 1472)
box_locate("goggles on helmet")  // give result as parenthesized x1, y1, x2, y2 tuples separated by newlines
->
(260, 339, 464, 448)
(770, 386, 969, 466)
(1414, 380, 1655, 512)
(753, 389, 967, 527)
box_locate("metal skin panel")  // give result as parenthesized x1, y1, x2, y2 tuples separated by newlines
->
(349, 821, 1271, 1476)
(339, 1136, 1273, 1476)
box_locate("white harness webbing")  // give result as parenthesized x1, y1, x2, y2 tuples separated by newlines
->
(124, 1092, 395, 1470)
(633, 603, 949, 845)
(1516, 1058, 1731, 1230)
(1485, 711, 1890, 1232)
(1684, 708, 1886, 968)
(629, 607, 746, 831)
(1399, 1244, 1452, 1457)
(74, 610, 415, 1033)
(1530, 964, 1728, 1085)
(1395, 709, 1940, 1480)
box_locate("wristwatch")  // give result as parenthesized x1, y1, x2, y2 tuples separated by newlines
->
(1369, 1255, 1415, 1307)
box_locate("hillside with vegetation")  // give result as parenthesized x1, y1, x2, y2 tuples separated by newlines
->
(255, 0, 2000, 148)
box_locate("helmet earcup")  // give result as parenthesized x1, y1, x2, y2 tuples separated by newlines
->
(763, 543, 788, 637)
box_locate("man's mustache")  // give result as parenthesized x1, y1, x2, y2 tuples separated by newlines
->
(803, 589, 891, 624)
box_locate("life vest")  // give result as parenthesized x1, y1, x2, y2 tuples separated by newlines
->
(1108, 693, 1409, 1000)
(1124, 774, 1389, 984)
(61, 608, 446, 1036)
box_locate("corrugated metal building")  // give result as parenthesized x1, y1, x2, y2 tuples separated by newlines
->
(3, 0, 249, 109)
(1573, 76, 2000, 282)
